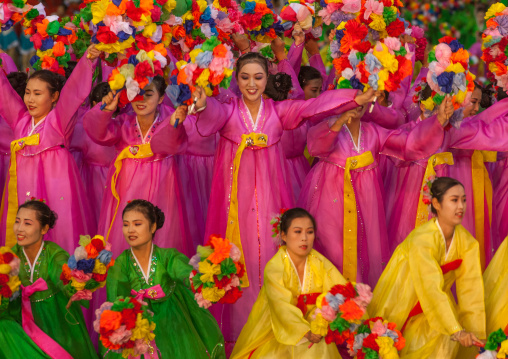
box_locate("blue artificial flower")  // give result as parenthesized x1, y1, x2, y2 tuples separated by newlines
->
(448, 40, 464, 52)
(76, 258, 96, 274)
(244, 1, 256, 14)
(68, 255, 78, 270)
(40, 37, 54, 51)
(112, 0, 122, 7)
(184, 19, 194, 33)
(169, 75, 178, 85)
(365, 53, 382, 73)
(368, 73, 379, 91)
(452, 72, 466, 93)
(196, 51, 214, 69)
(320, 0, 326, 8)
(57, 27, 72, 36)
(348, 51, 360, 68)
(201, 7, 212, 21)
(29, 55, 40, 67)
(128, 55, 139, 66)
(350, 75, 365, 91)
(97, 250, 113, 265)
(166, 84, 181, 107)
(177, 84, 192, 104)
(336, 29, 345, 43)
(436, 71, 455, 94)
(117, 31, 131, 41)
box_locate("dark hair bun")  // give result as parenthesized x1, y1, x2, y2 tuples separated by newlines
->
(154, 205, 165, 230)
(274, 73, 292, 94)
(17, 200, 58, 230)
(7, 72, 28, 99)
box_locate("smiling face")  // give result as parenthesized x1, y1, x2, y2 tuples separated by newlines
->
(131, 82, 164, 117)
(14, 208, 48, 248)
(281, 217, 315, 260)
(122, 210, 156, 249)
(24, 78, 59, 122)
(432, 184, 466, 227)
(237, 62, 268, 104)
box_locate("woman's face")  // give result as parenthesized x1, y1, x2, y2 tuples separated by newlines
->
(463, 87, 482, 117)
(432, 185, 466, 227)
(131, 82, 163, 117)
(303, 78, 323, 100)
(14, 208, 48, 248)
(24, 78, 59, 121)
(281, 217, 315, 259)
(122, 210, 156, 249)
(237, 62, 268, 104)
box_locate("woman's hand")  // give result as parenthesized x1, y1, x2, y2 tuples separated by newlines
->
(86, 45, 101, 61)
(354, 88, 376, 106)
(305, 38, 320, 57)
(232, 34, 251, 54)
(292, 23, 305, 46)
(101, 90, 120, 112)
(271, 37, 287, 61)
(330, 109, 358, 131)
(305, 331, 323, 344)
(451, 330, 485, 348)
(191, 87, 207, 114)
(437, 96, 454, 126)
(170, 105, 188, 127)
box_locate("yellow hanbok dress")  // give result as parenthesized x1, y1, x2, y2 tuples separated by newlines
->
(484, 237, 508, 334)
(230, 246, 346, 359)
(368, 218, 486, 359)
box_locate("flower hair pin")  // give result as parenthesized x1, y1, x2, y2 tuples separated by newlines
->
(422, 175, 437, 206)
(27, 197, 46, 203)
(270, 208, 288, 239)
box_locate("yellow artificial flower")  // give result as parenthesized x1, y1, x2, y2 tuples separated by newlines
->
(421, 97, 436, 111)
(199, 260, 221, 282)
(376, 337, 399, 359)
(197, 0, 207, 13)
(163, 0, 176, 13)
(369, 14, 386, 32)
(142, 22, 157, 38)
(181, 11, 195, 22)
(204, 87, 213, 96)
(189, 48, 203, 64)
(485, 3, 506, 20)
(196, 69, 211, 88)
(176, 60, 188, 71)
(497, 340, 508, 358)
(213, 0, 227, 11)
(377, 69, 390, 91)
(0, 247, 10, 254)
(454, 90, 466, 105)
(445, 62, 465, 74)
(310, 313, 329, 336)
(98, 280, 107, 289)
(109, 73, 126, 91)
(93, 260, 107, 274)
(96, 37, 135, 54)
(373, 44, 398, 73)
(71, 279, 86, 291)
(0, 264, 10, 275)
(202, 287, 226, 302)
(315, 293, 326, 309)
(337, 21, 347, 30)
(132, 313, 156, 341)
(7, 275, 21, 293)
(37, 49, 53, 58)
(489, 62, 500, 74)
(119, 64, 135, 80)
(79, 235, 92, 247)
(91, 0, 109, 25)
(121, 348, 135, 359)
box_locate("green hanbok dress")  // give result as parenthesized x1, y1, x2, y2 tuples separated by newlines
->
(11, 241, 99, 359)
(103, 244, 226, 359)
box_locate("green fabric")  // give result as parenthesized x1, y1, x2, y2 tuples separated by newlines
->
(103, 245, 226, 359)
(11, 241, 99, 359)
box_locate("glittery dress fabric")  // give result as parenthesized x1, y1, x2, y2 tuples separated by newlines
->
(104, 245, 226, 359)
(231, 247, 346, 359)
(298, 116, 445, 286)
(195, 90, 358, 348)
(10, 241, 99, 359)
(0, 56, 97, 252)
(83, 103, 192, 258)
(368, 219, 486, 359)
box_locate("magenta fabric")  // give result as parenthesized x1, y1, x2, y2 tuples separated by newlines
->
(0, 52, 18, 73)
(299, 115, 445, 286)
(0, 56, 97, 252)
(492, 151, 508, 252)
(83, 103, 193, 257)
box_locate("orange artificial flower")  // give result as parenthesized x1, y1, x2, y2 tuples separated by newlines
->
(85, 242, 99, 259)
(177, 69, 188, 85)
(100, 310, 123, 332)
(36, 19, 50, 38)
(61, 263, 72, 281)
(487, 18, 499, 29)
(207, 236, 232, 264)
(340, 32, 359, 55)
(106, 0, 127, 16)
(52, 41, 66, 57)
(339, 300, 364, 321)
(106, 258, 115, 269)
(100, 335, 122, 350)
(394, 329, 405, 350)
(154, 43, 167, 57)
(254, 3, 271, 16)
(213, 44, 228, 58)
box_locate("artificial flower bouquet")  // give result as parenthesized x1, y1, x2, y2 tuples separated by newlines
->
(94, 296, 157, 358)
(0, 247, 21, 312)
(482, 2, 508, 93)
(0, 0, 32, 31)
(61, 235, 114, 306)
(476, 328, 508, 359)
(189, 235, 244, 308)
(239, 0, 284, 43)
(280, 0, 322, 39)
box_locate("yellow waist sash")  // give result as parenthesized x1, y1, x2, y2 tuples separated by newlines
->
(343, 151, 374, 282)
(471, 150, 496, 270)
(107, 144, 154, 240)
(1, 134, 40, 247)
(226, 133, 268, 288)
(415, 152, 454, 228)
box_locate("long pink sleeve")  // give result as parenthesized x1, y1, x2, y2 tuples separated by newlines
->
(0, 53, 18, 74)
(0, 69, 28, 130)
(306, 118, 339, 158)
(379, 115, 445, 161)
(83, 104, 122, 146)
(362, 102, 406, 129)
(308, 53, 333, 92)
(195, 97, 234, 136)
(274, 88, 358, 130)
(149, 121, 188, 155)
(277, 59, 304, 99)
(287, 42, 304, 75)
(54, 55, 97, 138)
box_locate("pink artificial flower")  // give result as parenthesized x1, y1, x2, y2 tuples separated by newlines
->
(134, 339, 150, 355)
(105, 242, 112, 252)
(229, 245, 241, 262)
(70, 289, 92, 302)
(371, 320, 387, 336)
(364, 0, 384, 20)
(383, 37, 401, 53)
(434, 43, 452, 65)
(195, 292, 212, 309)
(411, 26, 424, 39)
(318, 8, 332, 25)
(71, 269, 93, 283)
(74, 246, 88, 261)
(109, 325, 133, 345)
(8, 257, 20, 276)
(342, 0, 361, 14)
(353, 283, 373, 309)
(93, 302, 113, 332)
(321, 305, 337, 322)
(224, 275, 241, 291)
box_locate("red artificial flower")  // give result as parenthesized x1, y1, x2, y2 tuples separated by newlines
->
(219, 287, 243, 304)
(346, 20, 368, 41)
(353, 41, 372, 54)
(0, 274, 9, 285)
(92, 238, 105, 252)
(240, 13, 262, 31)
(123, 339, 135, 349)
(3, 252, 13, 263)
(439, 36, 456, 44)
(362, 333, 380, 351)
(356, 62, 370, 84)
(100, 336, 121, 350)
(214, 275, 233, 289)
(129, 297, 143, 312)
(218, 0, 232, 8)
(386, 19, 405, 38)
(330, 282, 357, 298)
(150, 6, 162, 22)
(92, 273, 107, 282)
(121, 308, 137, 330)
(125, 1, 145, 22)
(135, 60, 155, 80)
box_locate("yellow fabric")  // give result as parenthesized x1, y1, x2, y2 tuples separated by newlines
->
(368, 219, 486, 359)
(471, 150, 496, 270)
(226, 133, 268, 288)
(1, 134, 40, 246)
(343, 151, 374, 282)
(107, 143, 153, 240)
(415, 152, 454, 228)
(231, 247, 346, 359)
(484, 237, 508, 334)
(304, 146, 314, 166)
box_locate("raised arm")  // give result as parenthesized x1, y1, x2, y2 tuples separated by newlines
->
(287, 42, 304, 75)
(194, 87, 234, 136)
(83, 103, 122, 146)
(0, 52, 18, 74)
(150, 105, 188, 156)
(0, 67, 28, 130)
